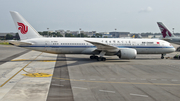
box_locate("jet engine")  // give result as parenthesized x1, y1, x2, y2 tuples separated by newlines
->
(117, 49, 137, 59)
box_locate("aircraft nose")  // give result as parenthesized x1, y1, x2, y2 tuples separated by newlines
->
(171, 47, 176, 52)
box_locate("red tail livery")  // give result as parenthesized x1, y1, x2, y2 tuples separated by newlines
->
(17, 22, 28, 34)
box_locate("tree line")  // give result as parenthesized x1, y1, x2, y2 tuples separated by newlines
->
(3, 31, 101, 40)
(4, 31, 180, 40)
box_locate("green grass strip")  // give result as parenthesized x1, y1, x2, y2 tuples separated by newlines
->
(0, 42, 10, 45)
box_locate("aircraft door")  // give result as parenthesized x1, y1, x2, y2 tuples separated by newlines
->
(132, 41, 136, 49)
(45, 41, 50, 51)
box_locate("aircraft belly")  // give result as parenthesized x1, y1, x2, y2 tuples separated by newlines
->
(57, 48, 93, 54)
(81, 48, 96, 54)
(136, 48, 157, 54)
(136, 48, 172, 54)
(42, 47, 83, 54)
(20, 46, 94, 54)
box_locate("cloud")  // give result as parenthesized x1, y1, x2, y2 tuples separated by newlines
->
(139, 7, 153, 13)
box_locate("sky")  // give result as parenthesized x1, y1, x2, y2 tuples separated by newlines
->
(1, 0, 180, 33)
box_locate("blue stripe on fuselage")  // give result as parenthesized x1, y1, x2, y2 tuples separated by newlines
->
(19, 45, 174, 48)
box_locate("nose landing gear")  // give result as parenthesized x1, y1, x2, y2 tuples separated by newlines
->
(161, 54, 166, 59)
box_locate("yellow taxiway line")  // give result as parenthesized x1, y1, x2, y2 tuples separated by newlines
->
(0, 52, 43, 87)
(52, 77, 180, 86)
(11, 59, 56, 62)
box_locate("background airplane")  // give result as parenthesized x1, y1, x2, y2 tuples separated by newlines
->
(130, 34, 142, 38)
(8, 11, 175, 61)
(157, 22, 180, 51)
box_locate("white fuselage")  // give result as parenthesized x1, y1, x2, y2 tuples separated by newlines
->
(20, 38, 175, 55)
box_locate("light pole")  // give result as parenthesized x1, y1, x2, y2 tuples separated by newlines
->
(79, 28, 81, 37)
(115, 28, 117, 38)
(172, 28, 174, 34)
(47, 28, 49, 37)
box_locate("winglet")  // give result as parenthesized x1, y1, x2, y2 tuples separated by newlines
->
(8, 40, 33, 46)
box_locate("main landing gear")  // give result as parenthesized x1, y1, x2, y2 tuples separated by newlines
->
(90, 55, 98, 59)
(90, 51, 106, 61)
(90, 56, 106, 61)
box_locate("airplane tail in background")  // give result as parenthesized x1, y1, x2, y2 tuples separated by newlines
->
(10, 11, 42, 40)
(157, 22, 175, 38)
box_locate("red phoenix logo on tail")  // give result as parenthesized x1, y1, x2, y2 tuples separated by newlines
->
(17, 22, 28, 34)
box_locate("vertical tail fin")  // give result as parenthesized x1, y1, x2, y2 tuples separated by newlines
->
(10, 11, 42, 40)
(157, 22, 175, 38)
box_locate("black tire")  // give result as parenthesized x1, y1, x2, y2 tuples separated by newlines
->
(100, 57, 106, 61)
(90, 56, 94, 59)
(101, 58, 104, 61)
(95, 56, 98, 59)
(103, 58, 106, 61)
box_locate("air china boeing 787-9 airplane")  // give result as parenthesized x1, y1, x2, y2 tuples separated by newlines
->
(9, 11, 175, 61)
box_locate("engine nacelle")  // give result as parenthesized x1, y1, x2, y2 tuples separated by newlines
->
(117, 49, 137, 59)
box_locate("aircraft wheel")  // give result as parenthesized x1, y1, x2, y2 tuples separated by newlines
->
(96, 57, 106, 61)
(90, 56, 98, 59)
(97, 57, 100, 61)
(94, 56, 98, 59)
(90, 56, 94, 59)
(101, 57, 106, 61)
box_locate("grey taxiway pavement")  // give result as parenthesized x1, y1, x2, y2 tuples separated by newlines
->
(0, 45, 180, 101)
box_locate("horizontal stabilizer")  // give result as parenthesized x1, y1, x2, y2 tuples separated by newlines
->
(162, 38, 172, 41)
(8, 40, 33, 46)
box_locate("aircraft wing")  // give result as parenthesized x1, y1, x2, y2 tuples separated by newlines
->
(85, 40, 118, 50)
(8, 40, 33, 46)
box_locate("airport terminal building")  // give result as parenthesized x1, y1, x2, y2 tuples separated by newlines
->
(109, 32, 130, 38)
